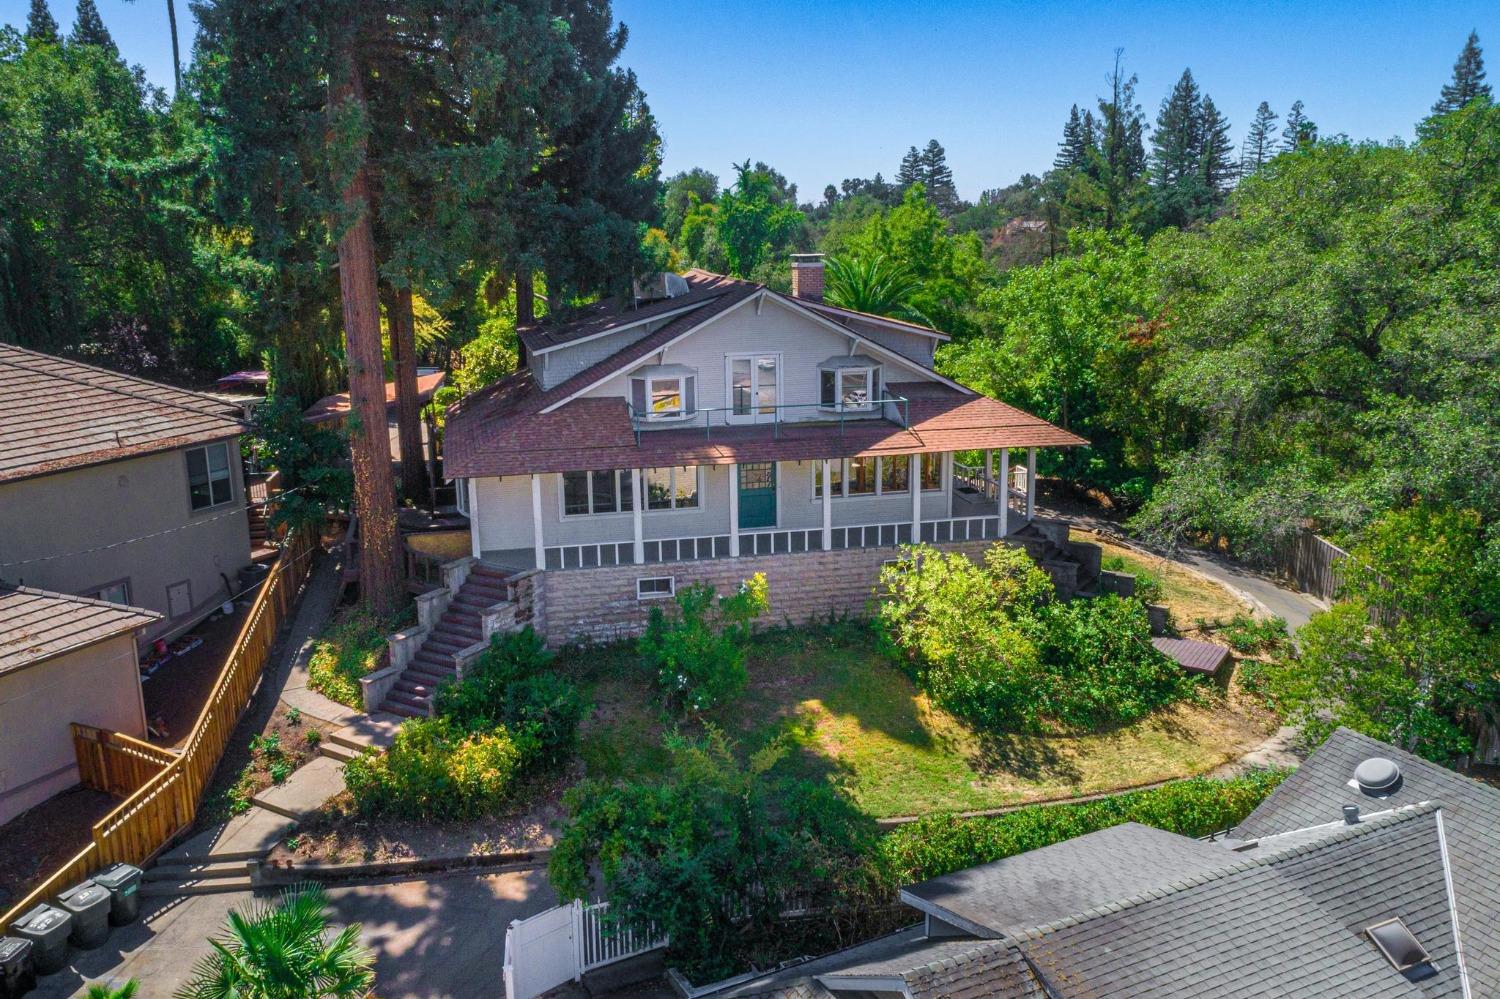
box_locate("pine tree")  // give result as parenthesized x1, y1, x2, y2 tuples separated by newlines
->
(1240, 101, 1278, 175)
(1199, 95, 1235, 192)
(69, 0, 116, 54)
(25, 0, 58, 44)
(1054, 105, 1091, 171)
(1093, 50, 1148, 229)
(920, 138, 958, 215)
(1432, 30, 1491, 115)
(1150, 69, 1204, 191)
(1280, 100, 1316, 151)
(896, 146, 923, 188)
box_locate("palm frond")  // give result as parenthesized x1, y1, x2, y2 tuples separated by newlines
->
(823, 254, 930, 326)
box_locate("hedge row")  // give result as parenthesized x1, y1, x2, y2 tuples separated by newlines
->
(879, 768, 1290, 883)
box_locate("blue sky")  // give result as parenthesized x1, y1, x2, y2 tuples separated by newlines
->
(7, 1, 1496, 200)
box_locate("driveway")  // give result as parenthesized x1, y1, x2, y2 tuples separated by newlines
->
(1169, 548, 1324, 634)
(34, 868, 556, 998)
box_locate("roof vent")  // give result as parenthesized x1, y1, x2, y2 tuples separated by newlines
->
(1354, 757, 1402, 797)
(1365, 917, 1432, 972)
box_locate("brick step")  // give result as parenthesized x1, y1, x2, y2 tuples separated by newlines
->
(459, 583, 509, 601)
(414, 651, 455, 670)
(424, 635, 470, 653)
(468, 565, 513, 582)
(451, 595, 502, 612)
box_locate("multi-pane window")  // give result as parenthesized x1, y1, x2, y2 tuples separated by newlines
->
(816, 453, 940, 499)
(187, 442, 233, 511)
(562, 469, 633, 516)
(729, 354, 779, 419)
(630, 368, 696, 423)
(454, 477, 470, 516)
(645, 466, 699, 511)
(818, 363, 880, 411)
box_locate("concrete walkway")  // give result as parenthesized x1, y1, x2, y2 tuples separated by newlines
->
(33, 868, 557, 998)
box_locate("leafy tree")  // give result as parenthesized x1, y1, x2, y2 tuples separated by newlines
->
(639, 573, 769, 715)
(176, 883, 374, 999)
(549, 727, 892, 981)
(823, 254, 928, 324)
(1431, 30, 1491, 116)
(24, 0, 58, 44)
(1278, 504, 1500, 763)
(838, 172, 900, 206)
(68, 0, 115, 53)
(714, 161, 804, 277)
(662, 167, 718, 241)
(250, 396, 353, 530)
(1280, 99, 1317, 151)
(1241, 101, 1279, 175)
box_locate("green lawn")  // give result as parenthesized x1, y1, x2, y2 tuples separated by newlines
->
(562, 623, 1273, 819)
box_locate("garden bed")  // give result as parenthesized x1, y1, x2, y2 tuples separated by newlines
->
(570, 623, 1277, 820)
(200, 703, 339, 825)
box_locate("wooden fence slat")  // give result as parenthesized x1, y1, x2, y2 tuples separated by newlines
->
(1, 524, 321, 933)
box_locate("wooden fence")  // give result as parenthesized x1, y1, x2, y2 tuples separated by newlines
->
(1274, 528, 1350, 602)
(0, 522, 322, 933)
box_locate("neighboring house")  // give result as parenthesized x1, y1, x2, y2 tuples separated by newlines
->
(0, 585, 158, 824)
(0, 345, 253, 641)
(696, 728, 1499, 998)
(444, 258, 1088, 645)
(301, 367, 448, 468)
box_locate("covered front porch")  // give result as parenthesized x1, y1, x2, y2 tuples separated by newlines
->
(474, 448, 1042, 573)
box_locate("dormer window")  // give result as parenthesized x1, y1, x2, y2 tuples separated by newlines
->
(630, 364, 696, 422)
(818, 356, 881, 412)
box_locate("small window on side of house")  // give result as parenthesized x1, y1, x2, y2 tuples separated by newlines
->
(187, 442, 234, 511)
(637, 576, 675, 600)
(454, 478, 470, 516)
(90, 581, 131, 605)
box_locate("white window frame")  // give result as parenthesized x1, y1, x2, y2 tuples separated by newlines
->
(637, 576, 676, 600)
(644, 374, 691, 422)
(559, 469, 634, 518)
(86, 579, 132, 606)
(186, 442, 234, 512)
(644, 465, 702, 513)
(814, 454, 918, 500)
(725, 352, 782, 425)
(453, 477, 470, 516)
(819, 365, 880, 412)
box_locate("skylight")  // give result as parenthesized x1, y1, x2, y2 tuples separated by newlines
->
(1365, 917, 1432, 972)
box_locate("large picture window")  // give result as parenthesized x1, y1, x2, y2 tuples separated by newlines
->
(816, 453, 934, 499)
(562, 469, 633, 516)
(646, 466, 700, 511)
(187, 442, 233, 511)
(630, 367, 696, 423)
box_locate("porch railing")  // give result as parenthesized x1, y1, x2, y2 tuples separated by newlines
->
(542, 513, 1014, 571)
(626, 395, 910, 443)
(953, 461, 1027, 516)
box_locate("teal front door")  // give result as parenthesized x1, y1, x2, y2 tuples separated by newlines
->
(738, 462, 777, 529)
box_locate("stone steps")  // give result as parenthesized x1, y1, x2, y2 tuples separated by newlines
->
(377, 565, 513, 717)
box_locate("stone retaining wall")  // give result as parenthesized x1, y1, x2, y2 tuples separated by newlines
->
(533, 539, 1002, 647)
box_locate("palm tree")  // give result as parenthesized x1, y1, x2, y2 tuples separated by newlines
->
(175, 884, 374, 999)
(121, 0, 181, 95)
(87, 982, 140, 999)
(823, 254, 930, 326)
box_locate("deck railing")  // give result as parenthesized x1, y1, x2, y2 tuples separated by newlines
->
(0, 522, 322, 933)
(626, 395, 910, 442)
(953, 461, 1027, 516)
(543, 513, 1014, 570)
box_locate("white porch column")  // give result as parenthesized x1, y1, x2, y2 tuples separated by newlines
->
(631, 468, 644, 564)
(999, 449, 1010, 536)
(1026, 448, 1037, 521)
(467, 478, 481, 558)
(821, 459, 833, 550)
(728, 462, 740, 557)
(531, 473, 545, 569)
(984, 449, 994, 497)
(910, 453, 922, 543)
(943, 452, 954, 518)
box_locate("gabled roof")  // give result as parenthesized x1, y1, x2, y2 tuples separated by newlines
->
(0, 344, 245, 484)
(301, 370, 447, 424)
(0, 584, 160, 675)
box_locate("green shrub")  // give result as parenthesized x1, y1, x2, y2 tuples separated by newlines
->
(435, 628, 584, 769)
(1039, 595, 1191, 727)
(639, 573, 769, 715)
(344, 717, 523, 820)
(1219, 613, 1291, 655)
(307, 611, 388, 709)
(1101, 554, 1164, 603)
(880, 768, 1289, 883)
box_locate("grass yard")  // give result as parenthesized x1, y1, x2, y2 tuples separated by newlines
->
(565, 623, 1275, 820)
(1073, 528, 1252, 628)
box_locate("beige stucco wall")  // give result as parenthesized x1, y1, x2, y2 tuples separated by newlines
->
(0, 441, 252, 640)
(0, 633, 148, 825)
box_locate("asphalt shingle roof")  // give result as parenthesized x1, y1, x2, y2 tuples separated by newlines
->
(0, 344, 244, 484)
(0, 584, 159, 675)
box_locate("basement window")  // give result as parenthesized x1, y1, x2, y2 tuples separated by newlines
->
(637, 576, 675, 600)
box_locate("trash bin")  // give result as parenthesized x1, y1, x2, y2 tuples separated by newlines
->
(0, 937, 36, 998)
(57, 880, 112, 949)
(9, 906, 69, 975)
(91, 863, 144, 926)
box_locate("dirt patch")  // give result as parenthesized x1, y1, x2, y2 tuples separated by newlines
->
(265, 773, 568, 867)
(0, 787, 118, 913)
(201, 703, 338, 826)
(141, 599, 255, 748)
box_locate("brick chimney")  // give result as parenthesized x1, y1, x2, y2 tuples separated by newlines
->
(790, 253, 825, 303)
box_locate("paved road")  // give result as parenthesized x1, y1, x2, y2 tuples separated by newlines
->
(1171, 548, 1324, 634)
(34, 868, 556, 998)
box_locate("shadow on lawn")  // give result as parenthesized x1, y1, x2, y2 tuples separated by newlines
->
(969, 731, 1084, 786)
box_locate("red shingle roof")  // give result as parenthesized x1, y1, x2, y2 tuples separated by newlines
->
(0, 344, 245, 484)
(302, 370, 448, 425)
(518, 269, 741, 351)
(0, 584, 159, 675)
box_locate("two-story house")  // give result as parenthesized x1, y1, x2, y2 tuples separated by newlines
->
(442, 256, 1088, 646)
(0, 344, 254, 642)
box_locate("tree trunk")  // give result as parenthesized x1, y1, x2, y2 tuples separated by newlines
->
(514, 268, 534, 327)
(330, 52, 401, 617)
(390, 284, 428, 504)
(166, 0, 181, 95)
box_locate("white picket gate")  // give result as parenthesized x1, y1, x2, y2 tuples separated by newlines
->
(503, 900, 667, 999)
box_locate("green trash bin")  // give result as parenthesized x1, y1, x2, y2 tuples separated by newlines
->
(56, 881, 111, 949)
(92, 863, 143, 926)
(10, 906, 69, 975)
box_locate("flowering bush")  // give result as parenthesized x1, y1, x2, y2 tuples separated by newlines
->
(639, 573, 769, 715)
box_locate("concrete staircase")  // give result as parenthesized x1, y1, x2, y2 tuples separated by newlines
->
(1013, 519, 1102, 597)
(378, 563, 514, 718)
